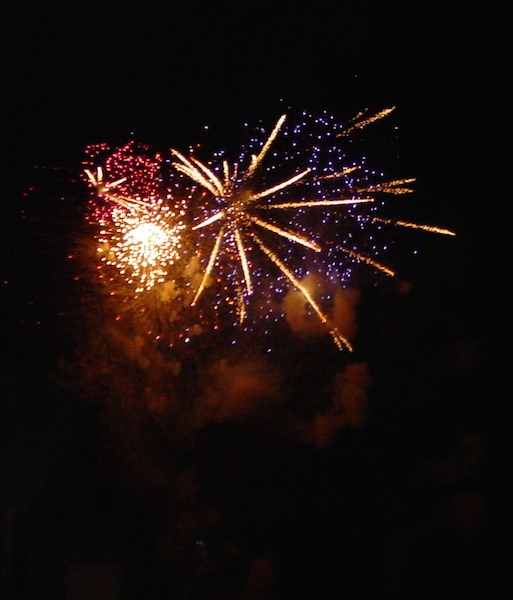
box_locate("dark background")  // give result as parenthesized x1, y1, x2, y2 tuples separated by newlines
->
(1, 1, 506, 598)
(1, 1, 504, 354)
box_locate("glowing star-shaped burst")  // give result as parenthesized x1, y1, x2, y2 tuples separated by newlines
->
(96, 201, 186, 293)
(171, 115, 370, 350)
(170, 108, 456, 351)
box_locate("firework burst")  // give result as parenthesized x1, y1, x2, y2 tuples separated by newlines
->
(83, 142, 188, 295)
(94, 201, 186, 293)
(168, 108, 454, 350)
(82, 109, 455, 350)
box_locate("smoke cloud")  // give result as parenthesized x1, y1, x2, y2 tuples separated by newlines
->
(193, 355, 284, 425)
(283, 274, 360, 344)
(312, 361, 372, 447)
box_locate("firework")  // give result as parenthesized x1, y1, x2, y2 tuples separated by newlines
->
(94, 200, 186, 293)
(168, 108, 454, 350)
(83, 109, 455, 350)
(84, 142, 188, 294)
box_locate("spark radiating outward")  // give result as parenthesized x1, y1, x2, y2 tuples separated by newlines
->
(84, 166, 148, 210)
(83, 109, 455, 350)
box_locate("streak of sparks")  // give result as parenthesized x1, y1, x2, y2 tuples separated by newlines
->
(332, 245, 397, 277)
(253, 233, 353, 351)
(358, 178, 417, 195)
(339, 106, 397, 136)
(371, 216, 456, 236)
(190, 226, 225, 306)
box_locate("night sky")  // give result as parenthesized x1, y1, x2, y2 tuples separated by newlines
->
(1, 2, 506, 599)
